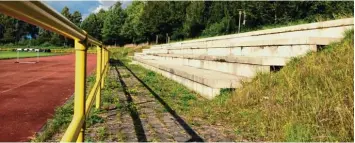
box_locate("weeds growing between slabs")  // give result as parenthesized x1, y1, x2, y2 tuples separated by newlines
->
(110, 29, 354, 142)
(32, 73, 119, 141)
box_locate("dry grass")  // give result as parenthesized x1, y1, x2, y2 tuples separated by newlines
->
(187, 30, 354, 141)
(108, 45, 150, 56)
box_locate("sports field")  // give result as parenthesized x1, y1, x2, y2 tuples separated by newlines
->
(0, 54, 96, 141)
(0, 51, 60, 59)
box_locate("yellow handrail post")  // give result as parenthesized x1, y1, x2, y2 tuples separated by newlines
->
(101, 49, 105, 88)
(107, 50, 109, 65)
(95, 46, 102, 109)
(104, 49, 107, 79)
(105, 50, 109, 77)
(74, 39, 87, 142)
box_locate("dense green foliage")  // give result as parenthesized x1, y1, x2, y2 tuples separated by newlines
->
(99, 1, 354, 44)
(0, 1, 353, 46)
(0, 6, 82, 47)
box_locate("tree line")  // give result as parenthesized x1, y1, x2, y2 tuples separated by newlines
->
(0, 1, 353, 47)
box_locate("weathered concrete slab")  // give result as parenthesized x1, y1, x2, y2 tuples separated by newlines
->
(150, 18, 353, 49)
(144, 44, 318, 58)
(133, 60, 220, 99)
(134, 57, 249, 88)
(133, 57, 250, 99)
(147, 54, 291, 66)
(133, 18, 354, 99)
(146, 37, 339, 51)
(138, 55, 273, 77)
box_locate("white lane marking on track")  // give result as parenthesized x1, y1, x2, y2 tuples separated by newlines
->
(0, 72, 57, 94)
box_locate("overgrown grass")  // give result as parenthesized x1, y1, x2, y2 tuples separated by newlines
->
(31, 99, 74, 142)
(32, 72, 118, 141)
(112, 29, 353, 141)
(108, 45, 150, 58)
(190, 29, 353, 142)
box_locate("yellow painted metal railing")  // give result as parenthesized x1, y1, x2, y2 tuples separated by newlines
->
(0, 1, 110, 142)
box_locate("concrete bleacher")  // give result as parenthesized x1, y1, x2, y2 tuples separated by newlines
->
(133, 18, 354, 99)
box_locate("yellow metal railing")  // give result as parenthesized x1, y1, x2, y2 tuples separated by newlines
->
(0, 1, 110, 142)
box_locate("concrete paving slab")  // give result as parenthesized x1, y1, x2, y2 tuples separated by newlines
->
(133, 57, 249, 89)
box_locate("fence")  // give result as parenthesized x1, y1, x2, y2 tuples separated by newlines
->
(0, 1, 110, 142)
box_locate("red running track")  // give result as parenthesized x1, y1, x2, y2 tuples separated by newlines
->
(0, 54, 96, 141)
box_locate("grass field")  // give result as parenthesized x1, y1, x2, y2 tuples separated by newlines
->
(0, 51, 60, 59)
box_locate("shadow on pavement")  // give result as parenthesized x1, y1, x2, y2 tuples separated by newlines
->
(113, 63, 148, 142)
(111, 59, 204, 142)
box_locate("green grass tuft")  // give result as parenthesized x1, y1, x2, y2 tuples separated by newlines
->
(32, 73, 119, 141)
(31, 100, 74, 142)
(189, 29, 354, 141)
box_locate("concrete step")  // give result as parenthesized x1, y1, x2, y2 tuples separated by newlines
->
(151, 18, 353, 50)
(134, 53, 145, 57)
(133, 57, 250, 99)
(143, 37, 341, 58)
(133, 18, 354, 99)
(143, 44, 319, 58)
(135, 54, 284, 77)
(152, 37, 340, 50)
(147, 54, 291, 66)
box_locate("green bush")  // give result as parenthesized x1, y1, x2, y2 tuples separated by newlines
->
(41, 42, 53, 47)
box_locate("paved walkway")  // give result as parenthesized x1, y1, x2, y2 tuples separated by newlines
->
(85, 60, 235, 142)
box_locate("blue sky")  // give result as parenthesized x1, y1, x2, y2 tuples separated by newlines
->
(44, 0, 132, 19)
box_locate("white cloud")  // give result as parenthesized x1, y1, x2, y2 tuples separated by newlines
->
(82, 13, 90, 20)
(92, 0, 131, 13)
(92, 5, 106, 13)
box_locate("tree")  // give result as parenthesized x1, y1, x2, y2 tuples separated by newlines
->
(1, 1, 354, 46)
(0, 14, 33, 44)
(36, 28, 51, 44)
(81, 14, 100, 40)
(57, 6, 83, 47)
(82, 9, 106, 41)
(61, 6, 71, 20)
(166, 1, 189, 40)
(102, 2, 126, 45)
(140, 1, 175, 42)
(183, 1, 206, 38)
(121, 1, 145, 43)
(71, 11, 82, 26)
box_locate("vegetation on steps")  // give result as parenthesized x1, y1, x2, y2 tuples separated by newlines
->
(187, 30, 354, 141)
(111, 29, 353, 141)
